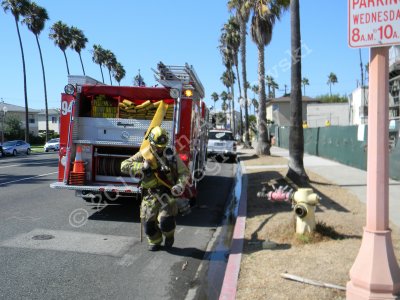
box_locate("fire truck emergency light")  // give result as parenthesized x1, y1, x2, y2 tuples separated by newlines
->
(183, 89, 193, 97)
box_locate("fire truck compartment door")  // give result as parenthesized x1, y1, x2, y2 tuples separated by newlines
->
(77, 118, 173, 146)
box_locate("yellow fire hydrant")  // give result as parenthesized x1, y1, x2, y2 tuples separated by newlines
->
(292, 188, 320, 234)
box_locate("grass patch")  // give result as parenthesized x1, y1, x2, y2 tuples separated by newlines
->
(30, 145, 43, 153)
(294, 221, 344, 245)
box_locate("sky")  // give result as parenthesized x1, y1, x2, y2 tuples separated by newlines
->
(0, 0, 370, 112)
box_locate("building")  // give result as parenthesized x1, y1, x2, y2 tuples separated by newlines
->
(0, 101, 40, 136)
(266, 95, 318, 126)
(38, 108, 61, 134)
(307, 102, 350, 127)
(349, 87, 368, 125)
(348, 46, 400, 125)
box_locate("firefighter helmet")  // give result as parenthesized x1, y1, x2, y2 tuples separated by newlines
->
(148, 126, 169, 147)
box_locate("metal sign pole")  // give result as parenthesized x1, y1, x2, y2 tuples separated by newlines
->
(347, 47, 400, 299)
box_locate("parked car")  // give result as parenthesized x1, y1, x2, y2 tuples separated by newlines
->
(207, 129, 237, 161)
(0, 145, 4, 158)
(2, 140, 31, 156)
(44, 138, 60, 152)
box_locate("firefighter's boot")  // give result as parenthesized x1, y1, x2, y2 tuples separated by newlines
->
(164, 236, 174, 248)
(144, 221, 163, 251)
(148, 244, 161, 251)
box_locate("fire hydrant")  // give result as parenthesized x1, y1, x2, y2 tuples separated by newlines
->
(257, 185, 320, 234)
(292, 188, 320, 234)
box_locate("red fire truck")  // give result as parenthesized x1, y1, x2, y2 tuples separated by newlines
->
(50, 62, 209, 202)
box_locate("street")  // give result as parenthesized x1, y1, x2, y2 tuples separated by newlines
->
(0, 153, 236, 299)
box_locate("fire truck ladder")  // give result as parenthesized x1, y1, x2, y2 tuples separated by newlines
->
(153, 62, 205, 99)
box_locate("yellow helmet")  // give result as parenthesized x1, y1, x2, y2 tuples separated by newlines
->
(148, 126, 169, 147)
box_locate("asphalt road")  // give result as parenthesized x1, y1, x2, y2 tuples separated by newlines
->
(0, 153, 236, 300)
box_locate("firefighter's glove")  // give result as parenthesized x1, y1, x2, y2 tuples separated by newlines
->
(171, 183, 185, 197)
(142, 160, 151, 170)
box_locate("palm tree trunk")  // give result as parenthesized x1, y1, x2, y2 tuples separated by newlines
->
(230, 86, 236, 136)
(329, 83, 332, 96)
(287, 0, 308, 185)
(108, 69, 113, 86)
(303, 84, 305, 96)
(35, 35, 49, 142)
(62, 50, 70, 75)
(15, 18, 29, 142)
(240, 21, 251, 147)
(78, 52, 86, 76)
(256, 43, 270, 156)
(99, 65, 105, 83)
(235, 64, 244, 142)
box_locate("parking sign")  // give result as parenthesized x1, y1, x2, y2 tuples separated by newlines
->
(349, 0, 400, 48)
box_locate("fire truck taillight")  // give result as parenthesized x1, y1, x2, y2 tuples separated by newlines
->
(179, 153, 189, 163)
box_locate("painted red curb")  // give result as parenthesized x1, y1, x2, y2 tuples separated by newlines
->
(219, 162, 247, 300)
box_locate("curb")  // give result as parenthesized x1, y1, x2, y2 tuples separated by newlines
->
(219, 160, 248, 300)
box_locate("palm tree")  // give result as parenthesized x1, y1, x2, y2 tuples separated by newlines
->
(301, 77, 309, 96)
(221, 69, 236, 132)
(92, 44, 106, 83)
(228, 0, 252, 147)
(22, 2, 49, 141)
(271, 79, 279, 98)
(70, 26, 88, 76)
(220, 91, 229, 128)
(104, 49, 116, 85)
(2, 0, 30, 142)
(133, 70, 145, 86)
(287, 0, 308, 184)
(250, 0, 289, 156)
(112, 62, 125, 86)
(49, 21, 72, 75)
(220, 16, 241, 138)
(327, 72, 338, 96)
(266, 75, 273, 98)
(251, 84, 259, 114)
(211, 92, 219, 113)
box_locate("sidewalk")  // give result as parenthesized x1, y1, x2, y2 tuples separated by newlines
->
(219, 144, 400, 300)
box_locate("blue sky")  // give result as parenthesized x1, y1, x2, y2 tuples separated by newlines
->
(0, 1, 369, 111)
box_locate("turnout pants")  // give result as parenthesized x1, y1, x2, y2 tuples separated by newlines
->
(141, 188, 178, 246)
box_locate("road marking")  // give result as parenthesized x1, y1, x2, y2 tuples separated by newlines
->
(0, 171, 58, 186)
(0, 229, 138, 257)
(0, 164, 20, 169)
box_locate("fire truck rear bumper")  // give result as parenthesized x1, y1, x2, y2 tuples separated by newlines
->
(50, 182, 140, 194)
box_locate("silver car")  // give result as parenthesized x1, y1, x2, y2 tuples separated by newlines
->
(44, 138, 60, 152)
(2, 140, 31, 156)
(207, 130, 237, 161)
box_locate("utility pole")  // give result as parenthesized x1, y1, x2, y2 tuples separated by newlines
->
(359, 49, 364, 88)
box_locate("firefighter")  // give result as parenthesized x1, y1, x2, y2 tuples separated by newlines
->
(120, 126, 190, 251)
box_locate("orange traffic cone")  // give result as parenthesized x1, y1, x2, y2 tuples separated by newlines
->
(72, 145, 85, 173)
(69, 145, 86, 185)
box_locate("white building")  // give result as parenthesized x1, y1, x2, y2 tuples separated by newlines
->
(38, 108, 61, 134)
(0, 101, 40, 136)
(307, 102, 350, 127)
(349, 87, 369, 125)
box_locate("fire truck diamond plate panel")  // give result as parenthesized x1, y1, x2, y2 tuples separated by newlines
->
(77, 118, 174, 146)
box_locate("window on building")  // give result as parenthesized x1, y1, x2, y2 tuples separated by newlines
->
(51, 117, 57, 124)
(29, 114, 35, 124)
